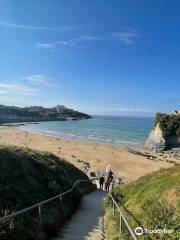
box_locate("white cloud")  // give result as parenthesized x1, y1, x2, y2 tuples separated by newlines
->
(91, 106, 149, 113)
(65, 103, 151, 115)
(36, 35, 104, 50)
(57, 38, 79, 47)
(79, 35, 102, 41)
(106, 107, 149, 112)
(0, 83, 37, 96)
(112, 28, 140, 45)
(24, 75, 48, 84)
(0, 20, 86, 31)
(36, 28, 141, 52)
(23, 74, 55, 87)
(35, 43, 54, 50)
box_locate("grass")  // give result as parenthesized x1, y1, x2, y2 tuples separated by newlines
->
(0, 145, 95, 240)
(105, 164, 180, 240)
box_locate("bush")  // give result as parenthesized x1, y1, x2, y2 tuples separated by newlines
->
(142, 199, 180, 239)
(154, 112, 180, 140)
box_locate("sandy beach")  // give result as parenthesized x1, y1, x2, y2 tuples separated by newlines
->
(0, 126, 175, 182)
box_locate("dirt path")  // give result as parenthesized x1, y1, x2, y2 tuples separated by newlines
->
(52, 190, 106, 240)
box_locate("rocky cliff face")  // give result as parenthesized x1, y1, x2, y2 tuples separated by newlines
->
(145, 122, 180, 152)
(144, 123, 166, 152)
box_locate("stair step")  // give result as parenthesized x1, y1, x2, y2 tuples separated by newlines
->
(51, 190, 107, 240)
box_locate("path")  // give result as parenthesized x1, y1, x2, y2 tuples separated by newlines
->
(52, 190, 106, 240)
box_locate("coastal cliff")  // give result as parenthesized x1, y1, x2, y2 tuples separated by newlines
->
(0, 104, 91, 123)
(144, 112, 180, 152)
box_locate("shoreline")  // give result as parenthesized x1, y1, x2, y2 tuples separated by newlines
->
(0, 125, 174, 182)
(18, 127, 143, 148)
(14, 121, 144, 148)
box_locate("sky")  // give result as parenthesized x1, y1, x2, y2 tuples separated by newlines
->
(0, 0, 180, 116)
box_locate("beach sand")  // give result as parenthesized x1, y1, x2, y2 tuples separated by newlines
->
(0, 126, 173, 182)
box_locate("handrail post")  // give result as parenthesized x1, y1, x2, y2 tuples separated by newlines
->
(119, 213, 122, 235)
(38, 204, 42, 225)
(113, 201, 115, 215)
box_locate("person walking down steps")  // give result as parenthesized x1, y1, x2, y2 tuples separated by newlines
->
(99, 175, 105, 190)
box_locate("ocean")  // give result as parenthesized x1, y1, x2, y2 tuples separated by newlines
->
(19, 116, 154, 147)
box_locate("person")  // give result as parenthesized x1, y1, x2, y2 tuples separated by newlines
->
(99, 175, 105, 190)
(108, 170, 113, 180)
(105, 178, 111, 192)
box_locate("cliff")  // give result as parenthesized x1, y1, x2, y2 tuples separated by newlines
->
(144, 112, 180, 152)
(0, 104, 91, 123)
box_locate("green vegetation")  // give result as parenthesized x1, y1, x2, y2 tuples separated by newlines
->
(0, 104, 91, 123)
(154, 112, 180, 140)
(0, 146, 95, 240)
(105, 165, 180, 239)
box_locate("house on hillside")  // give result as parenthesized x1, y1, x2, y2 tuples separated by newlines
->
(172, 110, 180, 115)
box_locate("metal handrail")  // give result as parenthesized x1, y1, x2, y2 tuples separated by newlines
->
(109, 194, 137, 240)
(0, 179, 91, 224)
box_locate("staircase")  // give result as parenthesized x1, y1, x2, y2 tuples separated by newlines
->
(52, 190, 107, 240)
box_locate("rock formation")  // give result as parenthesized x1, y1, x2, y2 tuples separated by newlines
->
(144, 123, 166, 152)
(145, 112, 180, 152)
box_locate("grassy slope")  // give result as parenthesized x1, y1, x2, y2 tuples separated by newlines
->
(0, 145, 95, 240)
(105, 164, 180, 240)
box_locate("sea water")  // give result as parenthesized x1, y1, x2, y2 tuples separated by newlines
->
(19, 116, 154, 147)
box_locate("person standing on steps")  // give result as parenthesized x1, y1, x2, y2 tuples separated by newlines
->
(105, 178, 111, 192)
(99, 175, 105, 190)
(104, 170, 114, 192)
(108, 170, 113, 181)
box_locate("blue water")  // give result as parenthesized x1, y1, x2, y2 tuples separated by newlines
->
(19, 116, 154, 146)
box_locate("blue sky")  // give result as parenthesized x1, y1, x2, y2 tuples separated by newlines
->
(0, 0, 179, 116)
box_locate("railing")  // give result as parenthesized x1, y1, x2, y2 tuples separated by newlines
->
(0, 179, 91, 224)
(109, 194, 137, 240)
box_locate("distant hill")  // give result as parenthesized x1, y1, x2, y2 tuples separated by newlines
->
(0, 104, 91, 123)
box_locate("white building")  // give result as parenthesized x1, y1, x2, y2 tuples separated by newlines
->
(172, 110, 180, 115)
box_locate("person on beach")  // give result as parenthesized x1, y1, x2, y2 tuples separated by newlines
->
(99, 175, 105, 190)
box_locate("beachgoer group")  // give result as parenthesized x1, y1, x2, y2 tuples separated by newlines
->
(99, 170, 115, 192)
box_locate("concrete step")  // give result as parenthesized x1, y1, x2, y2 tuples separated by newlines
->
(51, 190, 107, 240)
